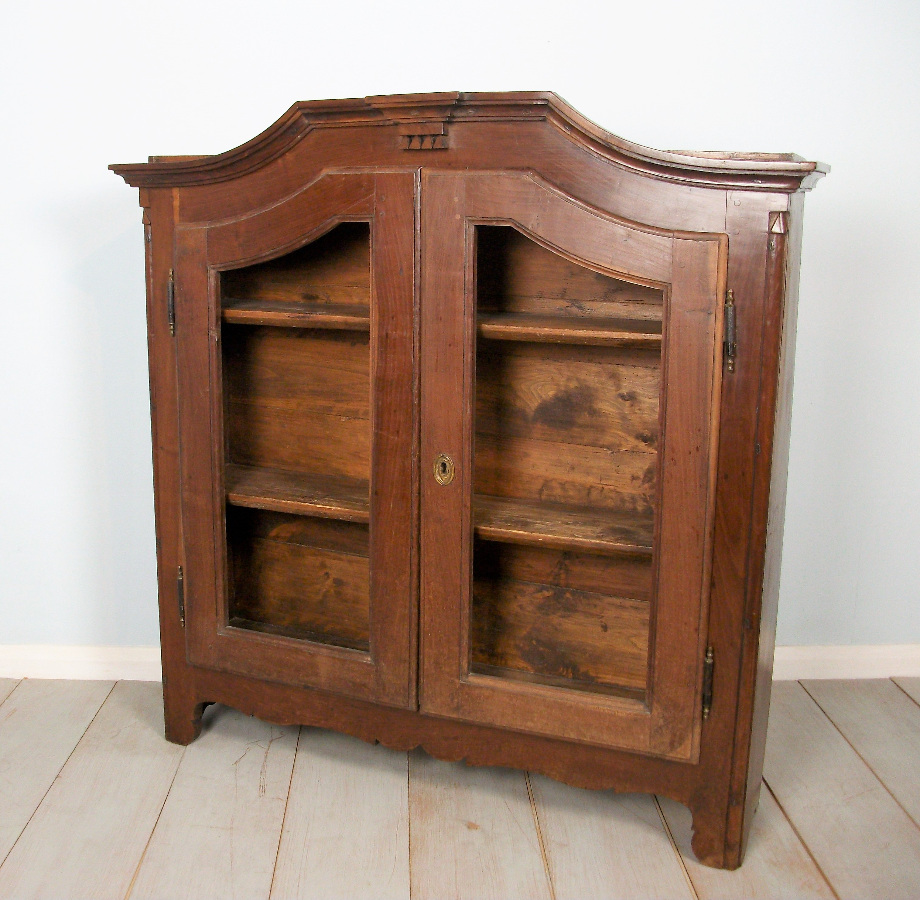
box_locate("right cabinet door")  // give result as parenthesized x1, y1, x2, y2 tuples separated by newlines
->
(420, 171, 727, 763)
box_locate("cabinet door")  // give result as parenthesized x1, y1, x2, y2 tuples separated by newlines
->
(175, 171, 417, 708)
(419, 171, 726, 761)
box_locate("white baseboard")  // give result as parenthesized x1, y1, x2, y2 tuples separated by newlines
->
(0, 646, 161, 682)
(772, 644, 920, 680)
(0, 644, 918, 684)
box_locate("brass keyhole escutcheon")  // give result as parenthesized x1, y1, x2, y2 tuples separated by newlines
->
(434, 453, 455, 486)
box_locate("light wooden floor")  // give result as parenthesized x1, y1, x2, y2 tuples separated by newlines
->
(0, 679, 918, 899)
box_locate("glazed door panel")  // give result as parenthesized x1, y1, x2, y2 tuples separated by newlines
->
(176, 170, 417, 708)
(419, 171, 727, 761)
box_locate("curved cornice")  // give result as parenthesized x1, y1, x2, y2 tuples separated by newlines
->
(110, 91, 828, 192)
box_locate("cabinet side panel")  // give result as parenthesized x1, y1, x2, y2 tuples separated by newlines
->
(738, 192, 804, 852)
(687, 192, 766, 869)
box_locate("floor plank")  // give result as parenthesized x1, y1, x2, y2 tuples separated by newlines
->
(894, 677, 920, 706)
(804, 679, 920, 827)
(531, 777, 692, 900)
(0, 680, 18, 707)
(270, 729, 409, 900)
(658, 790, 835, 899)
(0, 679, 113, 867)
(129, 705, 298, 900)
(0, 681, 184, 900)
(409, 751, 552, 900)
(765, 680, 920, 899)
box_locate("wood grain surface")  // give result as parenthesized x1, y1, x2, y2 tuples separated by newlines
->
(895, 677, 920, 705)
(271, 729, 409, 900)
(765, 681, 920, 899)
(0, 680, 17, 707)
(129, 707, 298, 900)
(408, 752, 552, 900)
(476, 341, 661, 454)
(229, 510, 370, 649)
(0, 680, 113, 867)
(532, 777, 692, 900)
(803, 678, 920, 826)
(473, 495, 654, 556)
(0, 682, 184, 900)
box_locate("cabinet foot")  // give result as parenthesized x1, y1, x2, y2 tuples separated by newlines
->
(163, 691, 206, 745)
(689, 800, 743, 870)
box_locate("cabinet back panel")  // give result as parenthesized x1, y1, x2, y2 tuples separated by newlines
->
(227, 507, 370, 650)
(472, 542, 650, 695)
(221, 222, 370, 308)
(474, 342, 659, 516)
(477, 225, 664, 321)
(476, 342, 660, 453)
(223, 326, 370, 481)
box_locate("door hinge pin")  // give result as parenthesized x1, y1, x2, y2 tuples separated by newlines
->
(724, 289, 736, 373)
(702, 645, 715, 720)
(177, 564, 185, 627)
(167, 269, 176, 336)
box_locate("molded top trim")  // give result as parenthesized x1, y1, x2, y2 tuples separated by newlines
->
(110, 91, 828, 192)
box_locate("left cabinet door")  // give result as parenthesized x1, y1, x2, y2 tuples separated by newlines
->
(174, 171, 417, 708)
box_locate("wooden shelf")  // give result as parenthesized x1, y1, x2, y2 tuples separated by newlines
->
(225, 464, 369, 523)
(473, 495, 653, 557)
(222, 299, 370, 330)
(477, 313, 661, 348)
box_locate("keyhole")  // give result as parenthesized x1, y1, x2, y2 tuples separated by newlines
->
(434, 453, 455, 486)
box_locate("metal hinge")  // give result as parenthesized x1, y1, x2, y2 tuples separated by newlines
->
(167, 269, 176, 336)
(702, 646, 715, 720)
(724, 289, 736, 373)
(177, 565, 186, 627)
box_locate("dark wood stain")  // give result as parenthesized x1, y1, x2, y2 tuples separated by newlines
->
(472, 541, 650, 694)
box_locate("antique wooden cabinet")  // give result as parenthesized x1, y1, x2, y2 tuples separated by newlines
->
(112, 92, 825, 869)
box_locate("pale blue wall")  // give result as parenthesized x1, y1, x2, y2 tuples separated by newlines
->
(1, 0, 918, 647)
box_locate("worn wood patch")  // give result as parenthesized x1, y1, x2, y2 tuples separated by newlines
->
(476, 341, 660, 453)
(473, 543, 649, 693)
(225, 464, 369, 522)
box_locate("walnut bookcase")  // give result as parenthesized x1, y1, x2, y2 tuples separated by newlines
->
(112, 92, 825, 869)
